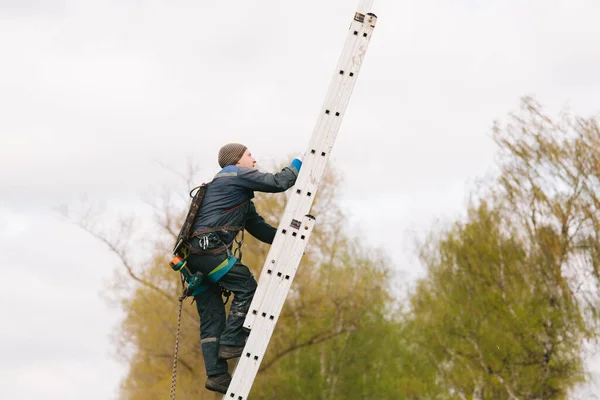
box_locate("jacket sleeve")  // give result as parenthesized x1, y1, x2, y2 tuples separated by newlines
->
(245, 201, 277, 244)
(235, 165, 298, 193)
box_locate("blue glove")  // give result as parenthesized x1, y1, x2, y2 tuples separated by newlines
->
(291, 154, 303, 172)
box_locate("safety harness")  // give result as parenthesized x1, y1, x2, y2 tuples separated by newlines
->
(169, 183, 246, 299)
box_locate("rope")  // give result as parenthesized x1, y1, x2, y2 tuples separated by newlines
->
(169, 280, 187, 400)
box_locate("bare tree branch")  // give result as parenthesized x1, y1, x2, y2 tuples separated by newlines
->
(258, 328, 355, 373)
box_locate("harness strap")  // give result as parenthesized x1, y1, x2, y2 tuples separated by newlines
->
(222, 200, 249, 213)
(186, 241, 234, 256)
(191, 226, 242, 237)
(207, 255, 237, 283)
(189, 225, 245, 259)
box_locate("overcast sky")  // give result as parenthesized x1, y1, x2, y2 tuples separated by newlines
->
(1, 0, 600, 398)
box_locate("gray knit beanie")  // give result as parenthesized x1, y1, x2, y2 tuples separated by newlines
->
(218, 143, 247, 168)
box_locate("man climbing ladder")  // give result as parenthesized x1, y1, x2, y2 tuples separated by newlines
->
(168, 1, 378, 398)
(170, 144, 303, 394)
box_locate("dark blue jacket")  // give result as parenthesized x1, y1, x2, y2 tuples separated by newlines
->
(192, 164, 299, 245)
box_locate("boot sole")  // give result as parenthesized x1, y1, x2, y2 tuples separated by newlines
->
(218, 346, 244, 360)
(218, 351, 243, 360)
(205, 383, 228, 394)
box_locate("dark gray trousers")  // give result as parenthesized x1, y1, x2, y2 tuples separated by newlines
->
(193, 261, 257, 376)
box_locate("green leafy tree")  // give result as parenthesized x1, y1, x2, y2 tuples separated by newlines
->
(397, 98, 599, 399)
(406, 202, 585, 399)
